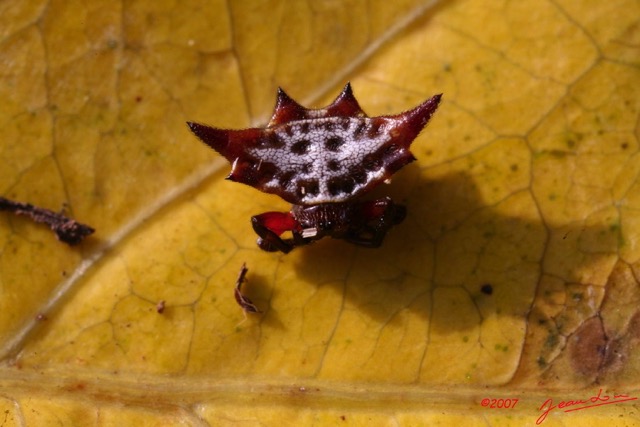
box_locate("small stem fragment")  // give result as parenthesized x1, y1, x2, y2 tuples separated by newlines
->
(234, 263, 261, 314)
(156, 300, 166, 314)
(0, 196, 95, 245)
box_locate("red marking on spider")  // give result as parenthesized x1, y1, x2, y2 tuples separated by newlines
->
(188, 83, 441, 253)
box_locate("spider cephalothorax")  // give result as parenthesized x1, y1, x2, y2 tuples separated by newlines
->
(188, 83, 441, 253)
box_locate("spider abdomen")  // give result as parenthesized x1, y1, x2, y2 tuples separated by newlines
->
(188, 84, 441, 206)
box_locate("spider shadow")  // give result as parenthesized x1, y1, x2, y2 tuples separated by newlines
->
(292, 168, 613, 334)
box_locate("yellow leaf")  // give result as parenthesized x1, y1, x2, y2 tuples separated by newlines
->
(1, 0, 639, 425)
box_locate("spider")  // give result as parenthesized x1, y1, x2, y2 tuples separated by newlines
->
(188, 83, 441, 253)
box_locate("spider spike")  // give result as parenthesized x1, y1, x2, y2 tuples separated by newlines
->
(388, 94, 442, 148)
(187, 122, 263, 164)
(325, 82, 367, 118)
(187, 122, 231, 154)
(268, 87, 308, 126)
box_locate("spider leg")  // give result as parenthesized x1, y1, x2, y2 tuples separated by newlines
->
(344, 198, 407, 248)
(251, 211, 300, 253)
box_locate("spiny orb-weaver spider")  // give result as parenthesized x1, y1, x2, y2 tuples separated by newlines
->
(188, 83, 441, 253)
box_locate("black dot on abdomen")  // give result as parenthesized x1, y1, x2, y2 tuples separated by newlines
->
(328, 176, 355, 196)
(291, 139, 311, 155)
(327, 159, 341, 171)
(325, 136, 344, 152)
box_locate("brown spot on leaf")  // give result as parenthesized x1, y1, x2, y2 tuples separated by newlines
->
(480, 284, 493, 295)
(569, 316, 606, 377)
(601, 336, 626, 373)
(600, 311, 640, 375)
(626, 310, 640, 340)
